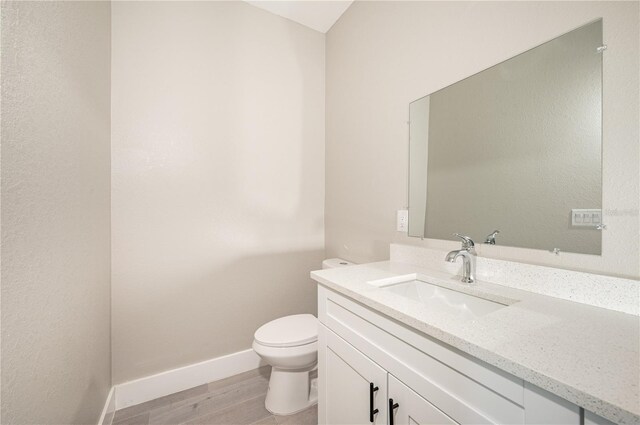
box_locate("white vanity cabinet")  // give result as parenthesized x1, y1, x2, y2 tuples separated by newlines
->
(323, 325, 456, 425)
(317, 285, 596, 425)
(324, 327, 387, 424)
(388, 374, 457, 425)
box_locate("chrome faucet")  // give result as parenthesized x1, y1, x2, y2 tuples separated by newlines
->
(445, 234, 476, 283)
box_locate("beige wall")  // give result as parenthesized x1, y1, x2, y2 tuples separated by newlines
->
(111, 1, 325, 384)
(1, 2, 112, 424)
(326, 1, 640, 278)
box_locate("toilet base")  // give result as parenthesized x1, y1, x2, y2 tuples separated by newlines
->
(265, 365, 318, 415)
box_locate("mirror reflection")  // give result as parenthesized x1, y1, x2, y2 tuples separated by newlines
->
(409, 19, 603, 255)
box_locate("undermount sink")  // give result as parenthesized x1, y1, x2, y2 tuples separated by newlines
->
(370, 275, 507, 320)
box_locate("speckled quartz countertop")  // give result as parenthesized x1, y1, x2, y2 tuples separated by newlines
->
(311, 261, 640, 425)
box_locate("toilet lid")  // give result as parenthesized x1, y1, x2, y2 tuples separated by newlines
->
(254, 314, 317, 347)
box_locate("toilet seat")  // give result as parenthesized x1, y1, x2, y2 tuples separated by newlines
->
(252, 339, 318, 370)
(254, 314, 317, 348)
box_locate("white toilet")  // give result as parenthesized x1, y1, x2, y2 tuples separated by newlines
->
(252, 258, 354, 415)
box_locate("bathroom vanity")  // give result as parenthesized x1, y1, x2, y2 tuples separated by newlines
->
(310, 17, 639, 425)
(310, 248, 639, 425)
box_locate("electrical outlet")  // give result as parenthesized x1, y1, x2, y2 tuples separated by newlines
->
(397, 209, 408, 232)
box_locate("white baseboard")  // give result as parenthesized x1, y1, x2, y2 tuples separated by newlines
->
(114, 348, 265, 410)
(97, 386, 116, 425)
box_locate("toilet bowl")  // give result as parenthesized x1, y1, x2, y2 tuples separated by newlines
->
(253, 258, 354, 415)
(253, 314, 318, 415)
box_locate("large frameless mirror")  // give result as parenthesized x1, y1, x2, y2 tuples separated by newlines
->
(409, 19, 603, 255)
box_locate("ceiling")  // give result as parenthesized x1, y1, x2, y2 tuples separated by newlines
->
(244, 1, 354, 33)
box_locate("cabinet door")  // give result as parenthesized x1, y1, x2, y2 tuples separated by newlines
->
(584, 411, 616, 425)
(388, 374, 458, 425)
(325, 328, 388, 425)
(523, 384, 580, 425)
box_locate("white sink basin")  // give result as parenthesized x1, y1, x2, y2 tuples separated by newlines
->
(378, 278, 506, 321)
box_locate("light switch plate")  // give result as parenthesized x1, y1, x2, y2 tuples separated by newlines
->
(571, 209, 602, 227)
(397, 209, 408, 232)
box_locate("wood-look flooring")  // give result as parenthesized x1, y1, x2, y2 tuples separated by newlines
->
(112, 367, 317, 425)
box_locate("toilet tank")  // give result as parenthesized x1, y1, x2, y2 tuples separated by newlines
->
(322, 258, 355, 269)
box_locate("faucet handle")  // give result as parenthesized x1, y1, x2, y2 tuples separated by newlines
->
(484, 230, 500, 245)
(453, 233, 475, 250)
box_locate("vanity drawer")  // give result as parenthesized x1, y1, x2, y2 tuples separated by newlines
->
(319, 286, 525, 424)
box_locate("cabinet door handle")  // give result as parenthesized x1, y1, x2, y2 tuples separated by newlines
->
(369, 382, 379, 423)
(388, 398, 399, 425)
